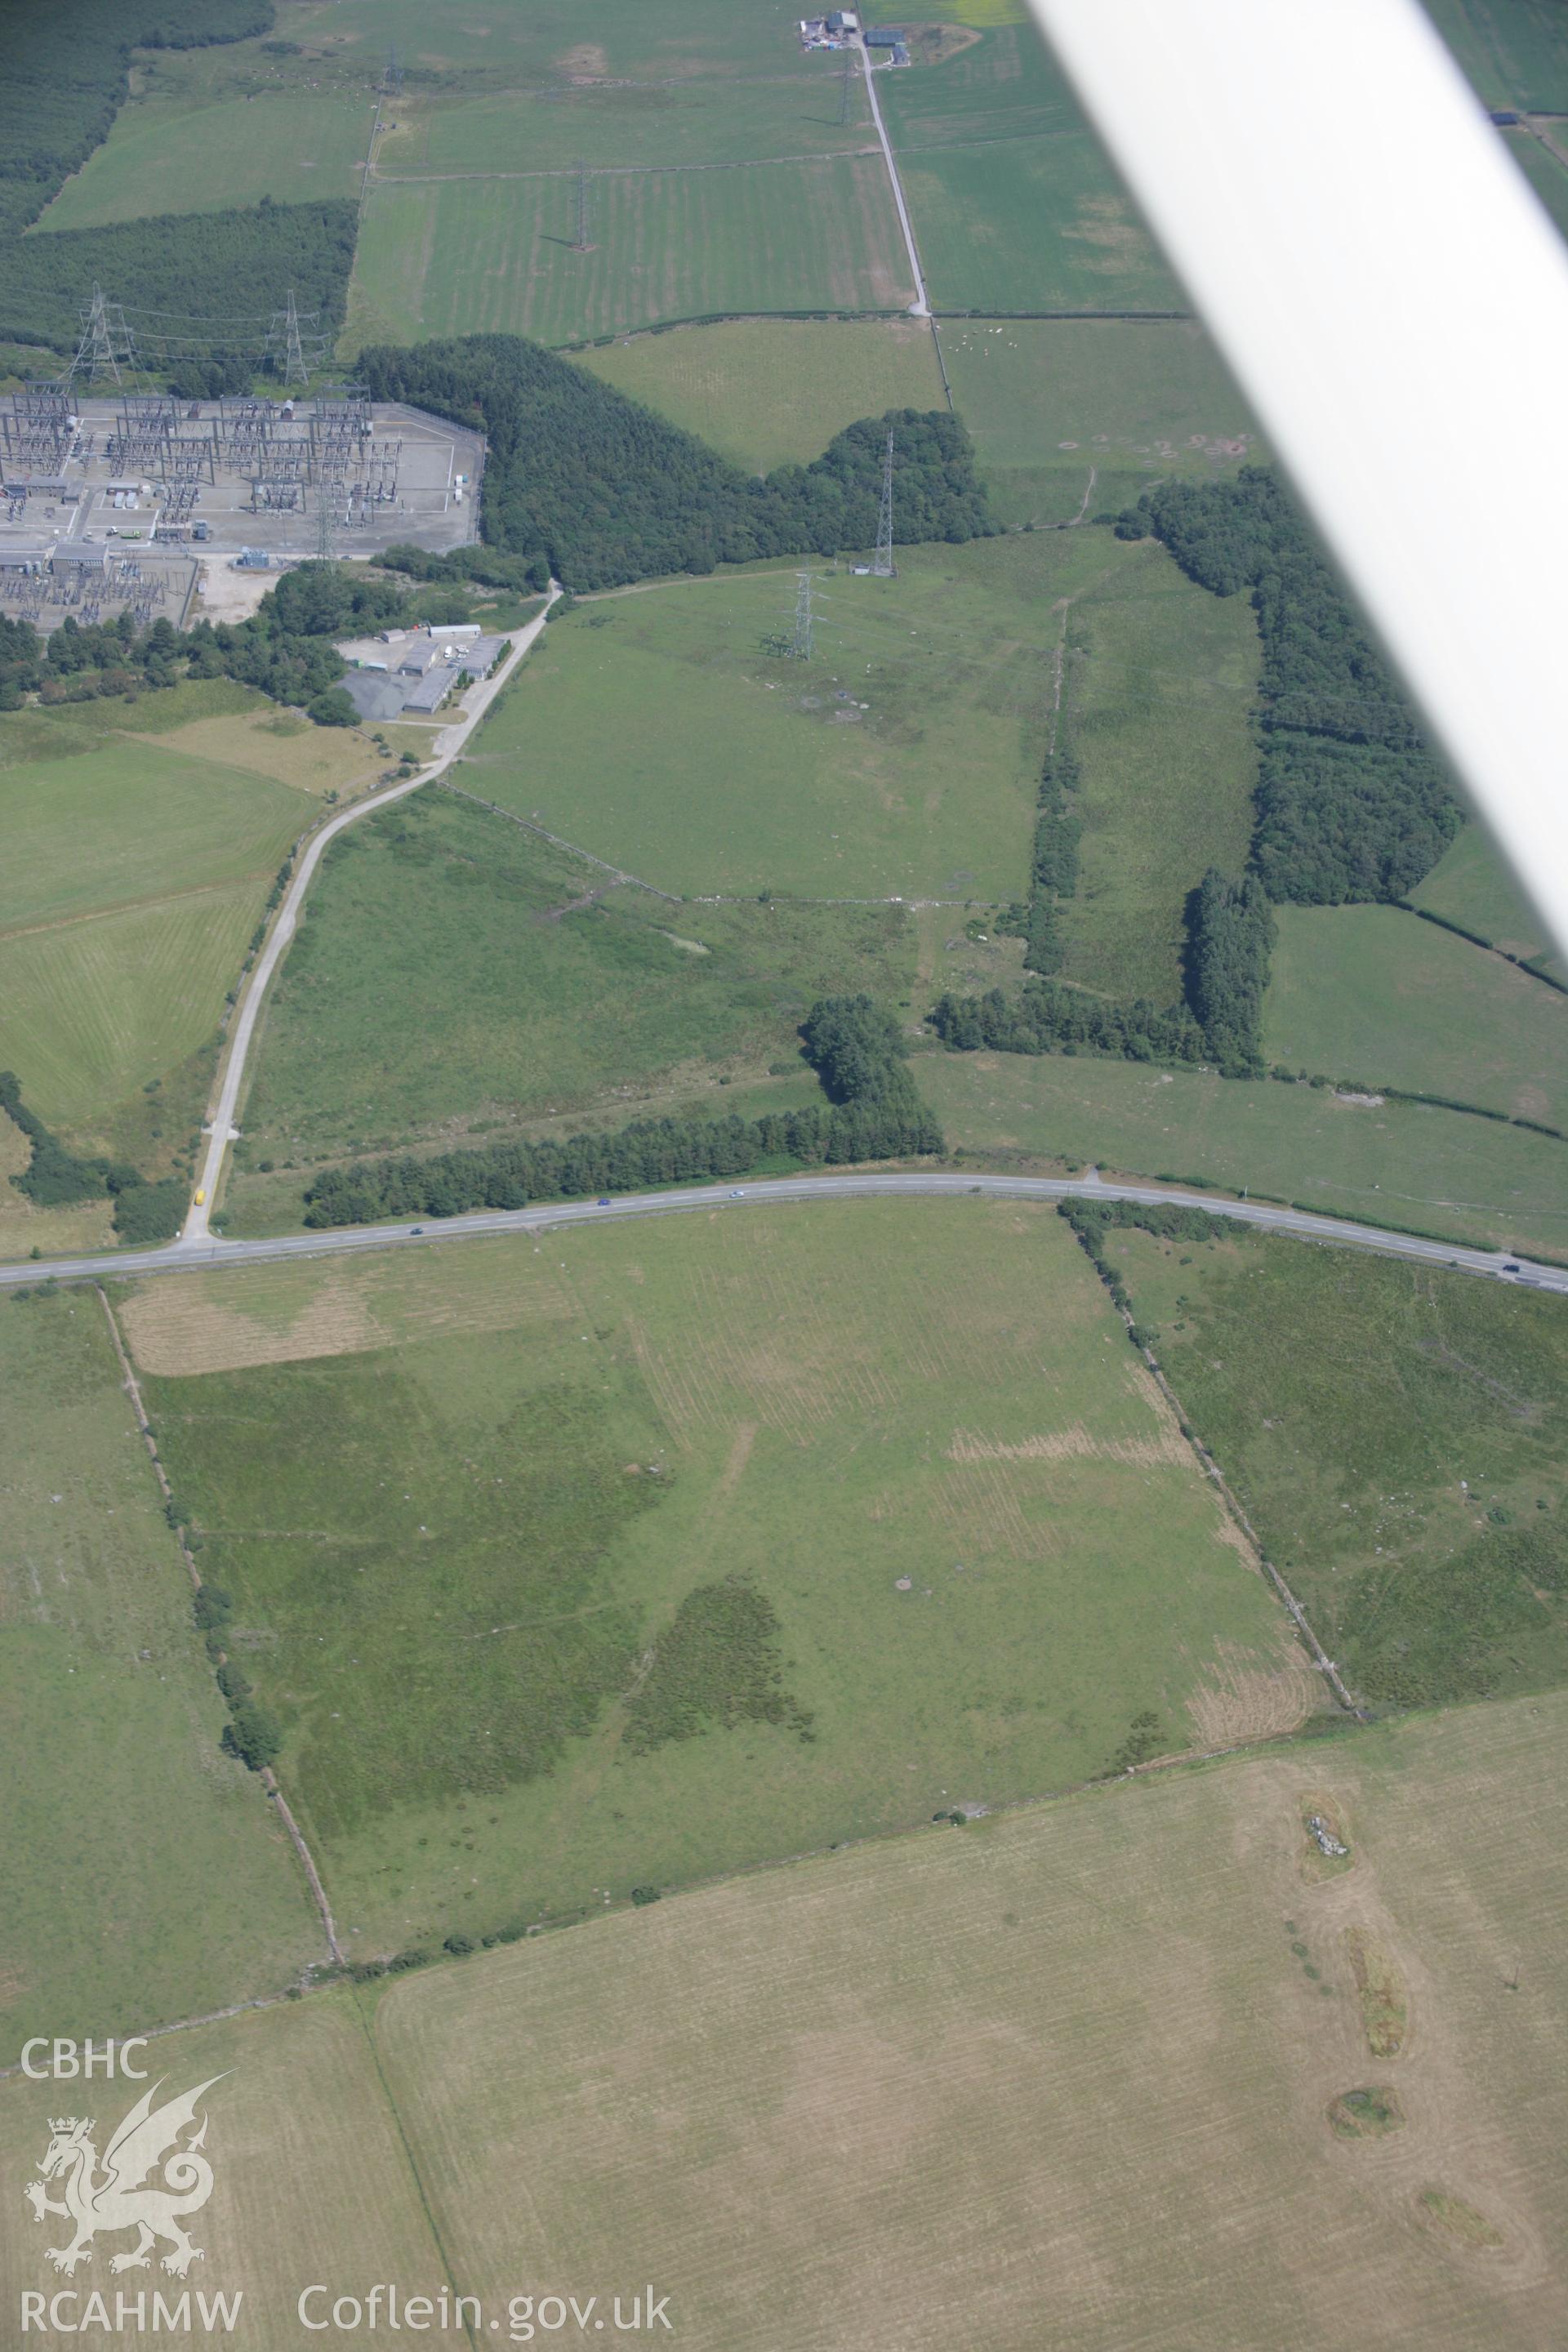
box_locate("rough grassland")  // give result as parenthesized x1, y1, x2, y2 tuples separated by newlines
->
(0, 880, 264, 1143)
(573, 318, 945, 475)
(1412, 820, 1564, 975)
(0, 1991, 441, 2333)
(345, 153, 912, 355)
(140, 707, 380, 799)
(898, 134, 1182, 317)
(938, 316, 1261, 527)
(33, 92, 372, 230)
(1425, 0, 1568, 109)
(286, 0, 840, 82)
(378, 1692, 1568, 2352)
(1109, 1227, 1568, 1709)
(470, 538, 1140, 903)
(238, 787, 913, 1161)
(1264, 905, 1568, 1129)
(1058, 538, 1262, 1002)
(920, 1049, 1568, 1260)
(136, 1202, 1301, 1951)
(0, 1292, 318, 2062)
(0, 742, 308, 934)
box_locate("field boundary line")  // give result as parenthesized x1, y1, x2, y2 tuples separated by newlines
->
(0, 1699, 1388, 2075)
(94, 1281, 346, 1965)
(433, 778, 681, 901)
(350, 1995, 481, 2352)
(0, 868, 284, 946)
(376, 147, 881, 186)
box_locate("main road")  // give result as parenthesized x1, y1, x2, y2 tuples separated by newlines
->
(6, 1168, 1564, 1294)
(185, 586, 561, 1240)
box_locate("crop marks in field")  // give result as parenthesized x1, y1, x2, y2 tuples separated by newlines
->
(135, 1200, 1298, 1951)
(938, 317, 1260, 528)
(372, 1692, 1568, 2351)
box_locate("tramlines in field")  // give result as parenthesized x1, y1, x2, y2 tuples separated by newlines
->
(345, 153, 914, 351)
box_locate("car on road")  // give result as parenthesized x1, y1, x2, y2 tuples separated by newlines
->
(1503, 1261, 1521, 1272)
(597, 1196, 612, 1206)
(729, 1189, 745, 1197)
(411, 1226, 424, 1235)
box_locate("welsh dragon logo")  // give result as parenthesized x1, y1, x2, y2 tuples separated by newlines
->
(24, 2077, 225, 2278)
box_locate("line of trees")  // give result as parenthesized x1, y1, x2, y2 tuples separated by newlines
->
(355, 335, 998, 591)
(928, 980, 1207, 1066)
(1186, 866, 1276, 1074)
(1125, 469, 1459, 904)
(305, 994, 943, 1227)
(0, 1069, 185, 1240)
(996, 744, 1081, 977)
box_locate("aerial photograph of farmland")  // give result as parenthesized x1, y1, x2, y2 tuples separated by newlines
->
(2, 1, 1566, 2345)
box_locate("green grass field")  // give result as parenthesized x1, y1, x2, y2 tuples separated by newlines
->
(375, 65, 872, 178)
(345, 150, 913, 354)
(1109, 1226, 1568, 1708)
(938, 317, 1261, 526)
(1264, 904, 1568, 1128)
(0, 722, 313, 1160)
(1057, 537, 1262, 1001)
(898, 132, 1183, 316)
(0, 1290, 319, 2061)
(1411, 820, 1561, 968)
(920, 1046, 1568, 1258)
(374, 1690, 1568, 2352)
(466, 538, 1136, 904)
(133, 1200, 1301, 1952)
(0, 740, 308, 934)
(0, 880, 264, 1148)
(573, 318, 945, 474)
(238, 786, 913, 1160)
(1426, 0, 1568, 110)
(33, 91, 373, 229)
(284, 0, 840, 84)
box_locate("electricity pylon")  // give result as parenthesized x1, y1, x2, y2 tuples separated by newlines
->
(872, 427, 896, 577)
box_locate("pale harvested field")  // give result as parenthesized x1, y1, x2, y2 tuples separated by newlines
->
(376, 1690, 1568, 2352)
(0, 1993, 441, 2350)
(142, 710, 379, 799)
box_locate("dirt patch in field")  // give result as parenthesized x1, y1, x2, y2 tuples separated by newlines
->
(557, 42, 608, 78)
(1345, 1925, 1410, 2058)
(1186, 1640, 1316, 1748)
(1062, 195, 1147, 274)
